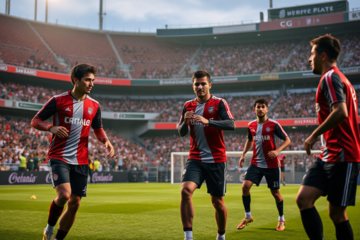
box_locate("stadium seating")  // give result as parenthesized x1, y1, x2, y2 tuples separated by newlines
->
(110, 34, 199, 78)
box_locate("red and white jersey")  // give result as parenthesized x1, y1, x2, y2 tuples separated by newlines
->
(35, 91, 103, 165)
(248, 118, 288, 168)
(278, 154, 286, 167)
(316, 66, 360, 163)
(179, 95, 234, 163)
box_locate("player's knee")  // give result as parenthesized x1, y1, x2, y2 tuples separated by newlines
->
(296, 194, 310, 210)
(58, 191, 71, 203)
(212, 198, 225, 211)
(68, 197, 81, 210)
(329, 209, 346, 223)
(242, 184, 250, 194)
(181, 187, 193, 199)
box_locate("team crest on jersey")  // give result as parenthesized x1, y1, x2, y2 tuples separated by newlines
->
(208, 107, 214, 113)
(183, 169, 186, 175)
(266, 127, 270, 132)
(88, 107, 93, 115)
(53, 174, 58, 181)
(315, 103, 320, 112)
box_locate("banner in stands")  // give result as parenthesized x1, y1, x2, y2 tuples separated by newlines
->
(349, 10, 360, 21)
(268, 1, 348, 21)
(260, 13, 344, 31)
(0, 64, 131, 86)
(0, 171, 128, 185)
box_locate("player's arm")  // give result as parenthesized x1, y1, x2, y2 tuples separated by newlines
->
(92, 107, 114, 157)
(178, 105, 193, 137)
(239, 128, 253, 167)
(31, 97, 69, 138)
(268, 124, 291, 159)
(304, 74, 347, 155)
(194, 99, 235, 130)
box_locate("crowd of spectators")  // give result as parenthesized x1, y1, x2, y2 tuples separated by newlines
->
(272, 91, 316, 119)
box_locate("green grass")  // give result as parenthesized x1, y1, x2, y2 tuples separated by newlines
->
(0, 183, 359, 239)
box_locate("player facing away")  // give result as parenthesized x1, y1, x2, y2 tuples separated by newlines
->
(178, 70, 235, 240)
(296, 34, 360, 240)
(31, 63, 115, 240)
(278, 154, 286, 186)
(237, 98, 291, 231)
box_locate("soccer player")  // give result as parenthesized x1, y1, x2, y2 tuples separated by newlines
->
(31, 63, 115, 240)
(296, 34, 360, 240)
(279, 154, 286, 185)
(178, 70, 235, 240)
(237, 98, 291, 231)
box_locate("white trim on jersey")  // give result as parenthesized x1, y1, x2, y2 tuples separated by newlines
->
(54, 91, 69, 99)
(268, 118, 288, 137)
(87, 95, 100, 105)
(324, 70, 335, 103)
(342, 163, 353, 207)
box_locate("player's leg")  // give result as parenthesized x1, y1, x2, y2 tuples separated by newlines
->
(281, 166, 285, 185)
(296, 158, 326, 240)
(43, 160, 71, 240)
(238, 164, 262, 229)
(55, 164, 88, 240)
(204, 162, 227, 239)
(211, 196, 227, 240)
(181, 159, 204, 240)
(56, 194, 82, 240)
(326, 162, 360, 240)
(265, 167, 285, 230)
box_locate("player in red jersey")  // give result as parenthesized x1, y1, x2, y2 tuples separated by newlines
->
(237, 98, 291, 231)
(178, 70, 235, 240)
(296, 34, 360, 240)
(32, 63, 115, 240)
(278, 154, 286, 185)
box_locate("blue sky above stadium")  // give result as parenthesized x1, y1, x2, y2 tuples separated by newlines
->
(0, 0, 358, 32)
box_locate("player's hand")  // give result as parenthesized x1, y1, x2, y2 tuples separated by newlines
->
(268, 149, 279, 159)
(239, 155, 245, 168)
(184, 111, 194, 124)
(105, 140, 115, 157)
(193, 115, 209, 125)
(304, 134, 317, 155)
(49, 126, 69, 138)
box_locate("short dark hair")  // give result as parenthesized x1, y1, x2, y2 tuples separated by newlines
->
(70, 63, 97, 85)
(310, 34, 341, 63)
(192, 70, 210, 83)
(254, 98, 268, 108)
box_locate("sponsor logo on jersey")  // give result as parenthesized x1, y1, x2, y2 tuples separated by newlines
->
(65, 107, 71, 112)
(254, 135, 271, 141)
(315, 103, 320, 112)
(189, 119, 208, 127)
(251, 129, 256, 133)
(88, 107, 93, 115)
(208, 107, 214, 113)
(266, 127, 271, 132)
(53, 174, 58, 181)
(65, 117, 91, 126)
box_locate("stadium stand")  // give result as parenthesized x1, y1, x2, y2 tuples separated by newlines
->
(110, 34, 199, 78)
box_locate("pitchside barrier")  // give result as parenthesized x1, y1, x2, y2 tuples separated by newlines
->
(171, 150, 324, 185)
(0, 171, 128, 185)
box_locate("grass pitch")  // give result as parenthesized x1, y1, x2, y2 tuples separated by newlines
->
(0, 183, 360, 239)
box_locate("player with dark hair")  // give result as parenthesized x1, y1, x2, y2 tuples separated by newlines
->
(178, 70, 235, 240)
(279, 154, 286, 185)
(32, 63, 115, 240)
(297, 34, 360, 240)
(237, 98, 291, 231)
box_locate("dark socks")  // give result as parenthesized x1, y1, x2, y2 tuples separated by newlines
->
(242, 195, 251, 212)
(48, 200, 64, 226)
(218, 230, 225, 235)
(183, 227, 192, 232)
(335, 220, 353, 240)
(300, 207, 323, 240)
(55, 229, 68, 240)
(276, 200, 284, 217)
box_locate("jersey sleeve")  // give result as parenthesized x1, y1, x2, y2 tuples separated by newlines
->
(91, 106, 103, 129)
(321, 73, 345, 106)
(178, 104, 189, 137)
(35, 97, 57, 120)
(247, 128, 253, 140)
(274, 123, 288, 140)
(218, 99, 235, 120)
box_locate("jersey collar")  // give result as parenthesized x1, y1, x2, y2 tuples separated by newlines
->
(68, 90, 88, 102)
